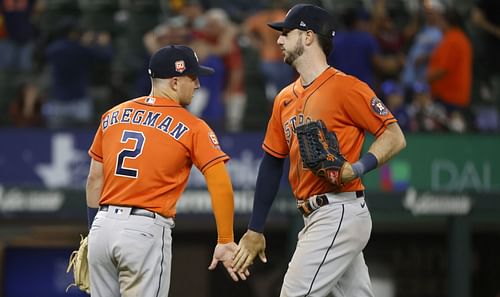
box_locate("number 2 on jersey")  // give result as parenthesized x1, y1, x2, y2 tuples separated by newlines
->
(115, 130, 145, 178)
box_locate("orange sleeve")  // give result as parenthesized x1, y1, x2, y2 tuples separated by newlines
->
(262, 91, 289, 158)
(88, 122, 104, 162)
(191, 121, 230, 173)
(204, 161, 234, 244)
(343, 80, 397, 137)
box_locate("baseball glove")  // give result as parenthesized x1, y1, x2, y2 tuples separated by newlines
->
(296, 120, 346, 187)
(66, 234, 90, 294)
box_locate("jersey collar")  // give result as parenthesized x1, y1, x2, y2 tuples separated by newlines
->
(135, 96, 181, 107)
(295, 67, 337, 93)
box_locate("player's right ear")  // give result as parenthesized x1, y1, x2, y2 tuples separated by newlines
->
(170, 77, 179, 91)
(304, 30, 315, 46)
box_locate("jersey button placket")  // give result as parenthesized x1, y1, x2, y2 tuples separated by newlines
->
(294, 96, 305, 196)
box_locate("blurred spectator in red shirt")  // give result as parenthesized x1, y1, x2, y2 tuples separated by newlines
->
(427, 6, 471, 132)
(8, 81, 44, 127)
(0, 9, 7, 38)
(372, 0, 408, 80)
(202, 8, 246, 131)
(427, 8, 472, 109)
(243, 2, 294, 101)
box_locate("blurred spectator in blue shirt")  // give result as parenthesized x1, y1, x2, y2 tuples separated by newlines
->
(329, 7, 404, 89)
(43, 19, 112, 128)
(188, 40, 226, 132)
(328, 8, 381, 88)
(474, 105, 499, 132)
(401, 1, 443, 90)
(380, 79, 410, 131)
(0, 0, 37, 72)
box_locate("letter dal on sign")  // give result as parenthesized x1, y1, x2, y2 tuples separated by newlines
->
(431, 159, 491, 191)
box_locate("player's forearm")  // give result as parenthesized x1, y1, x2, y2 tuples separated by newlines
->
(86, 159, 104, 230)
(86, 182, 102, 208)
(204, 162, 235, 244)
(368, 123, 406, 165)
(86, 159, 104, 208)
(248, 152, 285, 233)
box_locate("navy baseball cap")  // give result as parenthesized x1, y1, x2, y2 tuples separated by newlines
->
(268, 4, 335, 38)
(148, 45, 215, 78)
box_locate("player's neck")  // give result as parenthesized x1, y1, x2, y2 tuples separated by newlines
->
(297, 57, 329, 86)
(149, 87, 179, 104)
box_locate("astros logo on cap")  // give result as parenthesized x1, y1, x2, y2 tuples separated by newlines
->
(175, 60, 186, 73)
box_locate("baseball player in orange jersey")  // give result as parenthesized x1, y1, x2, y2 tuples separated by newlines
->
(232, 4, 406, 297)
(86, 45, 248, 297)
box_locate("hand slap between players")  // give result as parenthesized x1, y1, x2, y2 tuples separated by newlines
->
(208, 242, 250, 281)
(232, 230, 267, 273)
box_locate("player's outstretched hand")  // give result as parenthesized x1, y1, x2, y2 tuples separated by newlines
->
(232, 230, 267, 273)
(208, 242, 250, 281)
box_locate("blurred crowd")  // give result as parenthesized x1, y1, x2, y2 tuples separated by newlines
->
(1, 0, 499, 133)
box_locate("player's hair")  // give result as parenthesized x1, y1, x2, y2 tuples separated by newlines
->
(317, 34, 333, 57)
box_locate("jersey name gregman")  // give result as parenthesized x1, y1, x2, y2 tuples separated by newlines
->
(89, 96, 229, 218)
(101, 106, 191, 141)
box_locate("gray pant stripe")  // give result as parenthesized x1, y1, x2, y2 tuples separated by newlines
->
(304, 204, 345, 297)
(155, 226, 166, 297)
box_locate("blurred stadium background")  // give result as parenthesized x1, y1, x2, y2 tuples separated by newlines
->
(0, 0, 499, 296)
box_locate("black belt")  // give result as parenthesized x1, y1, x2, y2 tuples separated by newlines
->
(99, 205, 156, 218)
(298, 190, 364, 217)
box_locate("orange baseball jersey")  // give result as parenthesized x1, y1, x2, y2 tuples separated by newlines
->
(89, 95, 229, 217)
(263, 67, 397, 199)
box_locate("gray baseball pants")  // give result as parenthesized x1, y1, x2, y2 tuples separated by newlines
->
(281, 192, 374, 297)
(88, 205, 175, 297)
